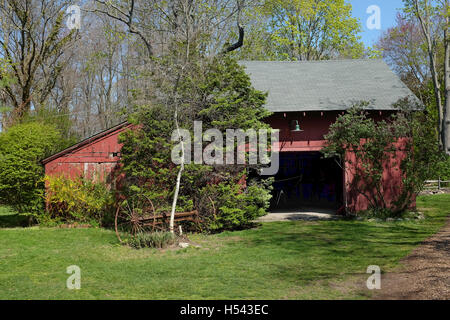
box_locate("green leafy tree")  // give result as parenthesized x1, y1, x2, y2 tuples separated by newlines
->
(0, 122, 61, 216)
(239, 0, 366, 60)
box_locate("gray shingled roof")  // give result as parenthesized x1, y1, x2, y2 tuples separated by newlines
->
(240, 59, 421, 112)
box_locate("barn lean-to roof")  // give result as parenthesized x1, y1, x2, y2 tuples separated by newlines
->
(239, 59, 422, 112)
(41, 121, 130, 165)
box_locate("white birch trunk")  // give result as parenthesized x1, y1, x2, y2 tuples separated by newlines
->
(170, 107, 185, 233)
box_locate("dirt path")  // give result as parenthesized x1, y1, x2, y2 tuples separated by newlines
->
(375, 218, 450, 300)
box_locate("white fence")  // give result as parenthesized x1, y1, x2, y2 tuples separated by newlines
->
(424, 178, 450, 190)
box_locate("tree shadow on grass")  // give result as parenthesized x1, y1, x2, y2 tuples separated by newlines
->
(253, 221, 435, 250)
(240, 221, 438, 284)
(0, 212, 30, 228)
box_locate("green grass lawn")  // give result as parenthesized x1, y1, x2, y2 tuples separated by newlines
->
(0, 194, 449, 300)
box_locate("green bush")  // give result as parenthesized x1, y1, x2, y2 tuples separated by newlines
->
(434, 154, 450, 180)
(128, 232, 177, 249)
(43, 175, 114, 226)
(198, 178, 273, 232)
(0, 122, 61, 215)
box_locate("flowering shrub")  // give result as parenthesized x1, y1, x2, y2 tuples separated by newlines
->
(43, 175, 114, 226)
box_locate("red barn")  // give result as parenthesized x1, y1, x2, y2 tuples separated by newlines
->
(242, 59, 420, 213)
(43, 59, 421, 214)
(42, 122, 132, 183)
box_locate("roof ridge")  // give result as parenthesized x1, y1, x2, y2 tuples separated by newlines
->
(41, 121, 130, 164)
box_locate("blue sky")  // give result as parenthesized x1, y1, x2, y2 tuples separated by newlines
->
(349, 0, 405, 47)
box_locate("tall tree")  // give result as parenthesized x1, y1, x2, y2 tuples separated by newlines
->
(444, 0, 450, 154)
(404, 0, 449, 153)
(376, 14, 432, 103)
(94, 0, 247, 233)
(69, 17, 131, 137)
(240, 0, 365, 61)
(0, 0, 78, 126)
(90, 0, 247, 59)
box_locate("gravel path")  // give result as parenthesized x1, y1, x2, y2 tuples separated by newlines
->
(375, 218, 450, 300)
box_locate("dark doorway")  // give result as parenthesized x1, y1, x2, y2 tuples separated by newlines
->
(269, 152, 343, 211)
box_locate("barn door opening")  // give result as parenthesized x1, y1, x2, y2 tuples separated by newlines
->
(269, 152, 343, 212)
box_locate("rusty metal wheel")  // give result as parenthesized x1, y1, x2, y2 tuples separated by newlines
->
(114, 194, 155, 242)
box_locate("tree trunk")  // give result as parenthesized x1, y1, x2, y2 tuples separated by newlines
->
(414, 0, 444, 148)
(170, 106, 185, 234)
(444, 0, 450, 154)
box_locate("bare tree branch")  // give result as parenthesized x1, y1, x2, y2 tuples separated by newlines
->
(222, 0, 244, 54)
(91, 0, 154, 57)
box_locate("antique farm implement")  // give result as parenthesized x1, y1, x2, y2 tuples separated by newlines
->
(114, 194, 215, 242)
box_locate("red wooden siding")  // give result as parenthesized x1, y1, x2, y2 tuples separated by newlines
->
(42, 122, 133, 183)
(343, 138, 414, 212)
